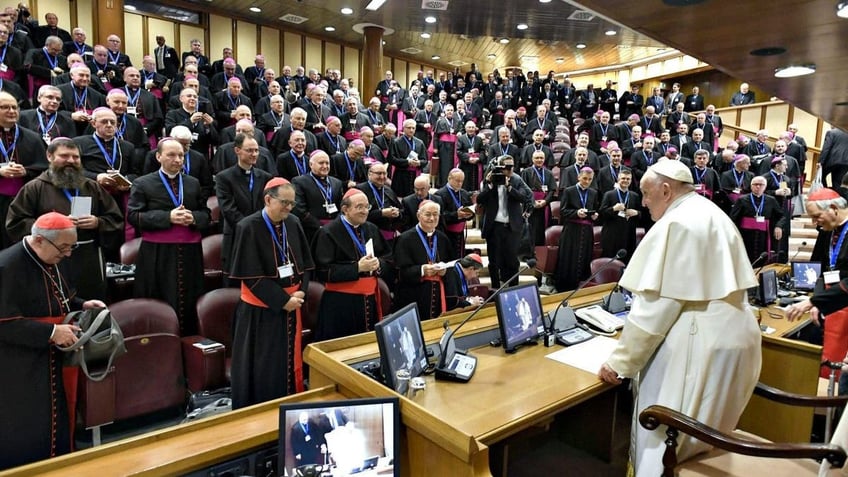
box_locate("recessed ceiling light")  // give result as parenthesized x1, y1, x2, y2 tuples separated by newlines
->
(576, 43, 587, 49)
(605, 29, 617, 36)
(499, 38, 510, 44)
(340, 7, 354, 14)
(517, 24, 528, 30)
(124, 4, 137, 10)
(325, 26, 336, 32)
(839, 1, 848, 18)
(382, 40, 386, 45)
(425, 16, 437, 23)
(539, 0, 552, 3)
(420, 32, 431, 39)
(431, 55, 440, 60)
(774, 64, 816, 78)
(555, 57, 564, 63)
(249, 6, 261, 12)
(487, 53, 496, 59)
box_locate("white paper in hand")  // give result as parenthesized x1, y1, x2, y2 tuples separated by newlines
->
(365, 238, 374, 257)
(70, 196, 92, 217)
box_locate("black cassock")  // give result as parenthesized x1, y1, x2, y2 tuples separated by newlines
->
(456, 133, 487, 191)
(599, 188, 641, 262)
(229, 211, 313, 409)
(434, 185, 474, 258)
(555, 185, 599, 292)
(0, 241, 85, 470)
(0, 126, 48, 249)
(388, 135, 428, 198)
(729, 193, 786, 263)
(520, 166, 557, 247)
(127, 172, 210, 335)
(313, 218, 391, 340)
(433, 116, 463, 187)
(215, 165, 273, 274)
(394, 226, 455, 320)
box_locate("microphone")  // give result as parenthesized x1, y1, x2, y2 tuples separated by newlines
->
(548, 249, 627, 336)
(787, 241, 807, 264)
(751, 251, 774, 277)
(435, 258, 536, 382)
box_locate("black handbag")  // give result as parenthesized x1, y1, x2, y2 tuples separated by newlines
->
(188, 387, 232, 411)
(58, 308, 127, 381)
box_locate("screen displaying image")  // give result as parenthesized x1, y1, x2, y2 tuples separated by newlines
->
(494, 283, 544, 351)
(279, 397, 400, 477)
(374, 303, 429, 391)
(792, 261, 821, 291)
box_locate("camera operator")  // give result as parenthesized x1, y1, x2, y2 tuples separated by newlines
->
(476, 154, 532, 288)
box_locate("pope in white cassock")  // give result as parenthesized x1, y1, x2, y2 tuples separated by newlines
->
(598, 158, 762, 476)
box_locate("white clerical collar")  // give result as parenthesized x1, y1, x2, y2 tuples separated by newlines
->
(160, 169, 179, 179)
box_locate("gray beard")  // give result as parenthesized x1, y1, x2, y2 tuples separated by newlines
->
(49, 166, 86, 189)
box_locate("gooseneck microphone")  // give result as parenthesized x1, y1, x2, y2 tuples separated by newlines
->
(434, 258, 536, 382)
(547, 249, 627, 335)
(787, 241, 808, 264)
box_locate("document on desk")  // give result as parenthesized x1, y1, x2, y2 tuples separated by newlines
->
(545, 336, 618, 375)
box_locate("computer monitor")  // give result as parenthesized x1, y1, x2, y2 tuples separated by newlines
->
(279, 397, 400, 477)
(758, 268, 777, 305)
(792, 261, 822, 292)
(494, 283, 545, 352)
(374, 303, 429, 392)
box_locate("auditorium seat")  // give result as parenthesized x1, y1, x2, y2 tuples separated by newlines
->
(195, 288, 240, 384)
(549, 201, 561, 224)
(557, 117, 569, 127)
(119, 237, 142, 265)
(479, 129, 494, 144)
(207, 195, 221, 235)
(201, 234, 224, 291)
(586, 258, 625, 286)
(534, 226, 562, 279)
(303, 281, 324, 348)
(592, 226, 603, 259)
(378, 278, 392, 316)
(638, 383, 848, 476)
(78, 299, 186, 444)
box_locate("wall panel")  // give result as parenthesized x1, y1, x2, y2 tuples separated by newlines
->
(739, 107, 762, 131)
(260, 26, 280, 72)
(764, 103, 790, 136)
(324, 42, 341, 75)
(343, 46, 360, 89)
(75, 0, 94, 43)
(236, 21, 256, 66)
(304, 37, 322, 72)
(123, 13, 144, 66)
(35, 0, 72, 30)
(284, 32, 303, 68)
(394, 59, 407, 89)
(147, 18, 176, 56)
(209, 14, 233, 61)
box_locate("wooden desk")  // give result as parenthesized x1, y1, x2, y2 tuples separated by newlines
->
(305, 284, 620, 477)
(0, 386, 348, 477)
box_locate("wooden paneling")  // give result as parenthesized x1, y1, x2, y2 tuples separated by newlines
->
(304, 37, 322, 72)
(792, 108, 820, 147)
(740, 107, 763, 132)
(284, 32, 303, 68)
(34, 0, 72, 30)
(343, 46, 360, 90)
(123, 13, 144, 66)
(235, 21, 256, 66)
(764, 103, 791, 137)
(208, 15, 233, 60)
(394, 59, 407, 90)
(324, 42, 341, 76)
(260, 26, 280, 73)
(179, 24, 205, 56)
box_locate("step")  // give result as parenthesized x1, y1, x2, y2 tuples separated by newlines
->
(477, 275, 538, 288)
(476, 257, 537, 277)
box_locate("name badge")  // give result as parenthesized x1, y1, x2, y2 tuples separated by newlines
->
(107, 169, 118, 174)
(469, 148, 475, 154)
(695, 184, 705, 193)
(101, 76, 108, 83)
(42, 134, 51, 145)
(274, 126, 281, 133)
(732, 188, 741, 194)
(0, 64, 7, 72)
(541, 185, 548, 192)
(825, 270, 841, 285)
(304, 432, 311, 441)
(191, 132, 199, 142)
(618, 210, 627, 218)
(278, 264, 294, 278)
(127, 106, 137, 116)
(756, 216, 765, 223)
(324, 203, 338, 214)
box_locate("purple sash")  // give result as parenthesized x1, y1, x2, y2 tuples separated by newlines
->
(0, 67, 14, 81)
(142, 225, 202, 244)
(380, 229, 397, 240)
(533, 190, 550, 229)
(569, 218, 593, 226)
(694, 184, 713, 199)
(0, 176, 24, 196)
(740, 216, 771, 253)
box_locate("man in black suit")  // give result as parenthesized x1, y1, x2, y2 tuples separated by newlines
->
(32, 12, 71, 48)
(476, 154, 533, 288)
(619, 84, 643, 119)
(599, 80, 617, 116)
(291, 150, 344, 243)
(210, 47, 243, 77)
(291, 412, 323, 466)
(181, 39, 211, 77)
(820, 128, 848, 187)
(62, 27, 93, 58)
(57, 64, 107, 135)
(729, 82, 755, 107)
(645, 86, 666, 116)
(19, 85, 76, 141)
(684, 86, 704, 112)
(153, 35, 179, 79)
(488, 126, 521, 171)
(400, 175, 443, 232)
(105, 35, 132, 73)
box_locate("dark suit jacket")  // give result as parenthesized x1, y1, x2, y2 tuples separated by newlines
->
(820, 128, 848, 173)
(18, 109, 76, 140)
(154, 45, 179, 78)
(476, 173, 533, 239)
(215, 164, 273, 272)
(684, 94, 704, 112)
(292, 173, 344, 240)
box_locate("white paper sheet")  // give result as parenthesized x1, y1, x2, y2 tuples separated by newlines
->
(545, 336, 618, 375)
(70, 196, 92, 217)
(365, 238, 374, 257)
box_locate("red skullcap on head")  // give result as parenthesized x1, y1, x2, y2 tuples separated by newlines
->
(606, 141, 619, 150)
(771, 157, 786, 164)
(34, 211, 74, 230)
(343, 188, 364, 200)
(264, 177, 290, 191)
(464, 253, 484, 268)
(808, 188, 841, 202)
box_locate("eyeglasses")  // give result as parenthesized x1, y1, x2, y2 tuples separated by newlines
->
(351, 204, 372, 211)
(271, 196, 297, 208)
(419, 212, 440, 219)
(41, 235, 79, 254)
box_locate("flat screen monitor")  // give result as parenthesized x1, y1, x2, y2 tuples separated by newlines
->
(374, 303, 429, 392)
(792, 261, 822, 292)
(758, 268, 777, 305)
(279, 397, 400, 477)
(494, 283, 545, 352)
